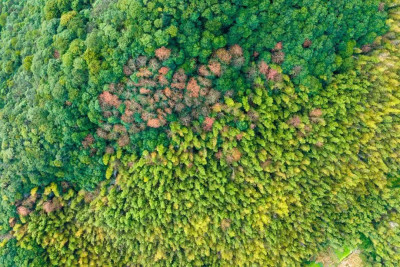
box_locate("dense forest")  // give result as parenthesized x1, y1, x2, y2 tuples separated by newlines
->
(0, 0, 399, 266)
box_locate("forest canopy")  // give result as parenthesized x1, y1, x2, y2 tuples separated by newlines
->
(0, 0, 399, 266)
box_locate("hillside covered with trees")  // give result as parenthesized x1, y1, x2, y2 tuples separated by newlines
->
(0, 0, 399, 266)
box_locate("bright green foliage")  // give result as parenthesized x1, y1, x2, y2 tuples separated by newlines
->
(334, 246, 352, 262)
(4, 11, 400, 265)
(0, 238, 47, 267)
(0, 0, 388, 229)
(0, 0, 399, 266)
